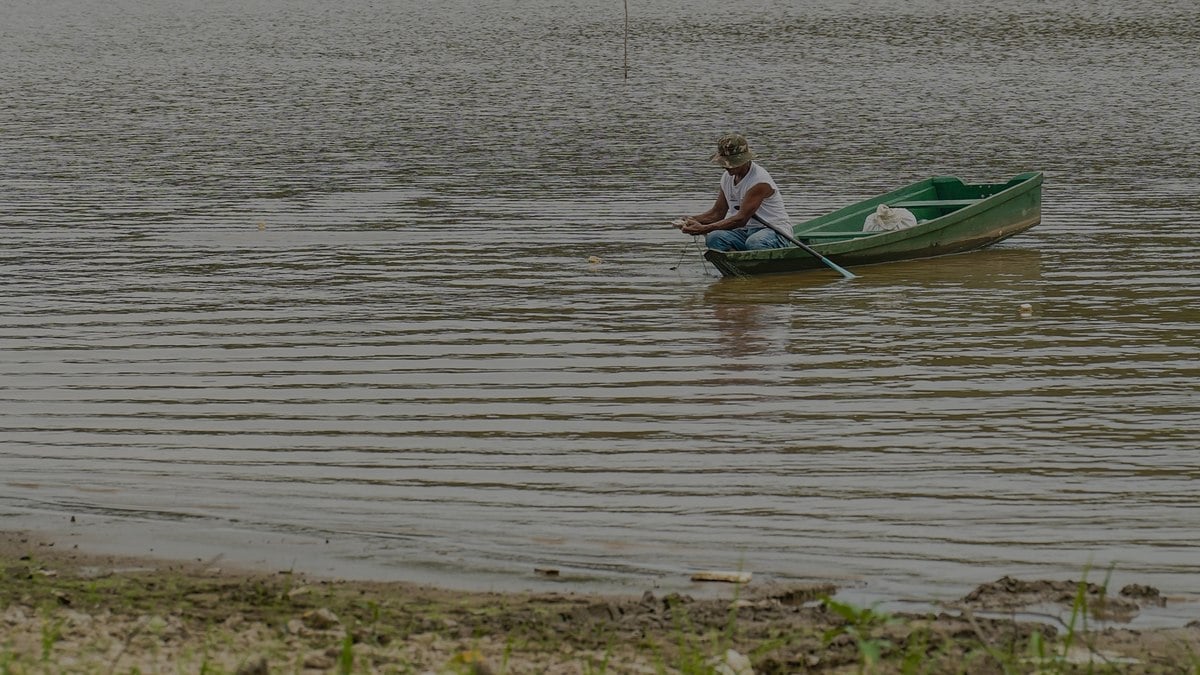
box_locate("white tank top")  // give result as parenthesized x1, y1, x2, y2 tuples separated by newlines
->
(721, 162, 793, 231)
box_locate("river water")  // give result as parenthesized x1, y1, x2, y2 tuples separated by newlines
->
(2, 0, 1198, 624)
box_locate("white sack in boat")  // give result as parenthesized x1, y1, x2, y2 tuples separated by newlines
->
(863, 204, 918, 232)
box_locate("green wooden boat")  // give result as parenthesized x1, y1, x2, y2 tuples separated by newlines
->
(703, 171, 1042, 277)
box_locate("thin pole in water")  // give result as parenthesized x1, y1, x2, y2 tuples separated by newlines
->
(623, 0, 629, 79)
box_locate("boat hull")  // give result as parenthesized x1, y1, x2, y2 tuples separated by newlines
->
(704, 172, 1042, 277)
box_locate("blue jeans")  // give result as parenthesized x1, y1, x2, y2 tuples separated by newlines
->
(705, 226, 789, 252)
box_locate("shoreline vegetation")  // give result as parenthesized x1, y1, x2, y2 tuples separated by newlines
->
(2, 532, 1197, 674)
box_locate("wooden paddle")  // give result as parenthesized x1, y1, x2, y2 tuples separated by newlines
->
(751, 214, 857, 280)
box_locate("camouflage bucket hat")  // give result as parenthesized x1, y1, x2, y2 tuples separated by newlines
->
(710, 133, 755, 168)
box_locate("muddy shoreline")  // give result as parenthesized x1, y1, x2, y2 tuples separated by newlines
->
(2, 531, 1198, 673)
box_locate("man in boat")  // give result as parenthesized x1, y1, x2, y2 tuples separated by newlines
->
(673, 133, 793, 251)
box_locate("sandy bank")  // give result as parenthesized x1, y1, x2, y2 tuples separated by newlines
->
(2, 531, 1197, 673)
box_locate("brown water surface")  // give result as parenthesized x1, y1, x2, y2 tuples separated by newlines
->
(1, 0, 1198, 624)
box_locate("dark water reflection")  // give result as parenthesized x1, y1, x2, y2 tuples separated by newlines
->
(2, 0, 1198, 624)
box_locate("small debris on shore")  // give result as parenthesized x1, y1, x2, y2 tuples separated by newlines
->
(691, 570, 752, 584)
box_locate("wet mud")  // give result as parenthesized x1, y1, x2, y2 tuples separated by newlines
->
(3, 532, 1198, 673)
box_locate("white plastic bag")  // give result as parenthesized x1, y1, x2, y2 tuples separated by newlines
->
(863, 204, 918, 232)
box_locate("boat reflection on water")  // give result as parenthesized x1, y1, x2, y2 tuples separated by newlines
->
(857, 247, 1045, 288)
(697, 246, 1044, 354)
(698, 295, 786, 358)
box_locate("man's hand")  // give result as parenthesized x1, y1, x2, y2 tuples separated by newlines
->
(673, 217, 706, 235)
